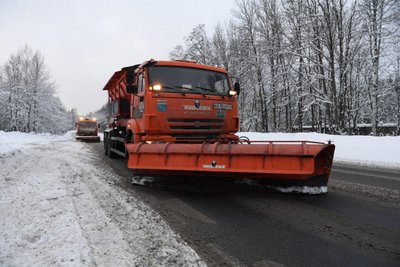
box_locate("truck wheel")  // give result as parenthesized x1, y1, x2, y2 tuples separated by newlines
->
(108, 138, 116, 158)
(125, 130, 134, 160)
(104, 134, 109, 156)
(125, 148, 129, 160)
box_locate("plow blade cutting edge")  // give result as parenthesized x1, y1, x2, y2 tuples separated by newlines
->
(126, 141, 335, 188)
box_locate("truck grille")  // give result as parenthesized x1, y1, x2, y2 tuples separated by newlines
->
(167, 118, 224, 131)
(77, 129, 96, 136)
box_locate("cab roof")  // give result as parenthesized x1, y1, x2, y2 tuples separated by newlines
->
(145, 60, 228, 74)
(103, 60, 228, 92)
(78, 117, 97, 122)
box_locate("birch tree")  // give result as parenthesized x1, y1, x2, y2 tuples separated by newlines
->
(234, 0, 268, 132)
(360, 0, 399, 135)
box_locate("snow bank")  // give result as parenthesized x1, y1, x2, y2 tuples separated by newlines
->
(0, 131, 73, 157)
(239, 132, 400, 169)
(3, 130, 398, 168)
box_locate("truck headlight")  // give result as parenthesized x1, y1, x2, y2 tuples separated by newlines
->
(150, 84, 162, 91)
(229, 90, 237, 96)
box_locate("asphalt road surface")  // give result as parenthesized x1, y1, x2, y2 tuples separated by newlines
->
(90, 142, 400, 266)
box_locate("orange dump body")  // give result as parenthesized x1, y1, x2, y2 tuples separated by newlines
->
(126, 141, 335, 187)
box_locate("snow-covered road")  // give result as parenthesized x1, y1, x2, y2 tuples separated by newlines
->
(1, 130, 399, 266)
(0, 132, 204, 266)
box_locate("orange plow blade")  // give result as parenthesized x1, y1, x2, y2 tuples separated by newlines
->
(125, 141, 335, 187)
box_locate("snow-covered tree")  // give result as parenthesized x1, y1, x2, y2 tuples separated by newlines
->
(0, 46, 71, 134)
(359, 0, 400, 135)
(169, 0, 400, 135)
(169, 45, 186, 61)
(184, 24, 212, 64)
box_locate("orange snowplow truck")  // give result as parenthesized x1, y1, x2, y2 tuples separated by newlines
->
(103, 60, 335, 188)
(75, 117, 101, 142)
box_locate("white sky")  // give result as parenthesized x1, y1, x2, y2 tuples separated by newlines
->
(0, 0, 236, 115)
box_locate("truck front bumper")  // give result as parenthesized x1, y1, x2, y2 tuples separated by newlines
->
(76, 135, 101, 142)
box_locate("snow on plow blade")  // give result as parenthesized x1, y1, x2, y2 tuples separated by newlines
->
(125, 141, 335, 187)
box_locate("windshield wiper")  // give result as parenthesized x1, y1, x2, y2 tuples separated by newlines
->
(195, 86, 225, 98)
(175, 86, 206, 97)
(160, 85, 186, 96)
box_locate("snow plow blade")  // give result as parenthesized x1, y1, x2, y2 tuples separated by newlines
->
(126, 141, 335, 187)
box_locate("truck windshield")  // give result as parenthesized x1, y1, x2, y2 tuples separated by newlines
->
(148, 66, 230, 96)
(78, 122, 97, 127)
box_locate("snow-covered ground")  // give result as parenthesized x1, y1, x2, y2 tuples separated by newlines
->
(0, 131, 71, 157)
(240, 132, 400, 169)
(1, 130, 399, 266)
(0, 131, 205, 266)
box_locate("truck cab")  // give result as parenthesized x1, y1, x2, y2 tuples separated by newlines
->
(125, 60, 240, 143)
(103, 59, 241, 157)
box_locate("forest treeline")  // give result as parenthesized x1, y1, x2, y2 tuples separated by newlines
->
(170, 0, 400, 135)
(0, 46, 73, 134)
(1, 0, 399, 136)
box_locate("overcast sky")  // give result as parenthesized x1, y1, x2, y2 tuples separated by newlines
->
(0, 0, 236, 115)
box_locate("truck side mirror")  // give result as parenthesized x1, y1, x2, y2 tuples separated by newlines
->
(125, 67, 135, 85)
(75, 122, 77, 127)
(126, 84, 138, 94)
(125, 67, 138, 94)
(234, 82, 241, 96)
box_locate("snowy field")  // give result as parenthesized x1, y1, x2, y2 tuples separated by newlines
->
(240, 132, 400, 169)
(1, 130, 399, 266)
(0, 131, 71, 157)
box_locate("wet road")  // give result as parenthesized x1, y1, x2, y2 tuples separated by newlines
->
(90, 142, 400, 266)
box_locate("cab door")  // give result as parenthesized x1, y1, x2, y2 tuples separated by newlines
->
(133, 71, 145, 119)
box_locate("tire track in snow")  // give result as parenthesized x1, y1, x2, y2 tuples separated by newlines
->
(52, 140, 206, 266)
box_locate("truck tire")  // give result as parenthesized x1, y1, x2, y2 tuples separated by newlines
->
(108, 136, 116, 158)
(104, 132, 116, 158)
(104, 133, 108, 156)
(125, 148, 129, 160)
(125, 130, 134, 160)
